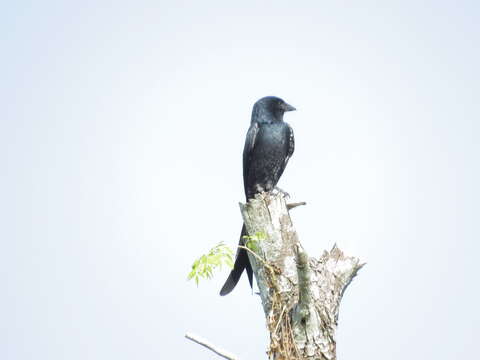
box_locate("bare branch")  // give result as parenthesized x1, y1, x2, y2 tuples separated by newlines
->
(287, 201, 307, 210)
(185, 332, 238, 360)
(294, 249, 312, 322)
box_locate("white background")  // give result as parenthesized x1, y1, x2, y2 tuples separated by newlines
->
(2, 1, 479, 359)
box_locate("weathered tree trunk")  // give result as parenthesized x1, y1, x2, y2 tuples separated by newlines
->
(240, 192, 363, 360)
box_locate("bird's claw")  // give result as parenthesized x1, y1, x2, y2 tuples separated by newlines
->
(273, 187, 290, 199)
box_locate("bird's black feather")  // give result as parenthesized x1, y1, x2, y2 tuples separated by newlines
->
(220, 96, 295, 296)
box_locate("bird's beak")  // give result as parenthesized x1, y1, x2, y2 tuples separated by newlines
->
(283, 103, 296, 112)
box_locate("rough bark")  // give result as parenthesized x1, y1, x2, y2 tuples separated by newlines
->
(240, 192, 363, 360)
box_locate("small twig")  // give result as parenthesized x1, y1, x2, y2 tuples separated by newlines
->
(287, 201, 307, 210)
(238, 245, 278, 281)
(185, 332, 238, 360)
(273, 305, 288, 335)
(237, 245, 266, 266)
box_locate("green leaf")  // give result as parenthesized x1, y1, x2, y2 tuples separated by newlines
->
(187, 242, 235, 286)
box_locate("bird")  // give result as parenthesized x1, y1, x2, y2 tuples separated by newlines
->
(220, 96, 296, 296)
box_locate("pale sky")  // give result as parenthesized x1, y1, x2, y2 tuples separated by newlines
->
(2, 1, 479, 359)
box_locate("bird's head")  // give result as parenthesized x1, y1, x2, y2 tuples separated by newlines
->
(252, 96, 296, 123)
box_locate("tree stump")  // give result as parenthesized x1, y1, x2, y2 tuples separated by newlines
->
(240, 192, 363, 360)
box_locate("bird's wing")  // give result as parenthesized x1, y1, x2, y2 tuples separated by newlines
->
(243, 122, 259, 194)
(285, 123, 295, 167)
